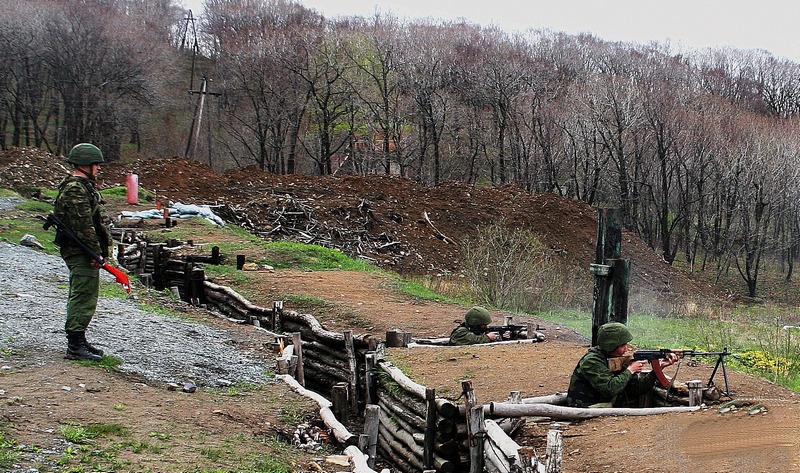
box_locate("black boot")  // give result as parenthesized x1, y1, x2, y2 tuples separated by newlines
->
(80, 332, 104, 356)
(65, 331, 102, 362)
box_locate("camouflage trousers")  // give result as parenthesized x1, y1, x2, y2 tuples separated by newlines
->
(63, 253, 99, 332)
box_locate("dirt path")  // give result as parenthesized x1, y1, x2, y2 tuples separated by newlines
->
(258, 269, 800, 473)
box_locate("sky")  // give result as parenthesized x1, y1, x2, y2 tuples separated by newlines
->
(184, 0, 800, 62)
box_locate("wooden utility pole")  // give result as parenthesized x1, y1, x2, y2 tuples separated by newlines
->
(184, 77, 220, 161)
(589, 208, 630, 346)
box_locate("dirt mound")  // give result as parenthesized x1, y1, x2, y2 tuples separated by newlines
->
(2, 150, 721, 307)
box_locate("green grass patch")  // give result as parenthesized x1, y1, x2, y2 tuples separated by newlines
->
(203, 264, 256, 286)
(73, 355, 123, 369)
(388, 277, 463, 304)
(265, 241, 378, 271)
(101, 186, 156, 202)
(0, 199, 60, 254)
(0, 188, 22, 198)
(0, 424, 20, 469)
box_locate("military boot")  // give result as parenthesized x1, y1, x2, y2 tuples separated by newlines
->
(65, 331, 102, 362)
(80, 332, 104, 356)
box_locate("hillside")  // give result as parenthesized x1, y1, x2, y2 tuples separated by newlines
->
(1, 148, 720, 314)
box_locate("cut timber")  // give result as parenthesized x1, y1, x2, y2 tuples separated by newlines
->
(277, 375, 357, 445)
(377, 361, 459, 417)
(488, 402, 700, 419)
(344, 445, 382, 473)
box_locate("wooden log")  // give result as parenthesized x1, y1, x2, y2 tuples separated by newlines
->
(298, 345, 351, 372)
(424, 387, 437, 470)
(332, 382, 350, 423)
(496, 417, 526, 437)
(484, 420, 521, 467)
(386, 329, 407, 347)
(343, 445, 381, 473)
(687, 380, 704, 407)
(378, 432, 418, 473)
(377, 392, 425, 431)
(191, 267, 206, 305)
(282, 310, 373, 347)
(408, 337, 451, 346)
(276, 374, 357, 446)
(365, 353, 377, 406)
(379, 396, 424, 436)
(468, 404, 484, 473)
(271, 300, 283, 332)
(389, 386, 427, 420)
(299, 361, 349, 386)
(522, 393, 568, 405)
(377, 361, 459, 418)
(345, 331, 359, 411)
(362, 405, 380, 469)
(378, 408, 455, 473)
(484, 439, 511, 473)
(378, 429, 423, 470)
(545, 423, 563, 473)
(412, 433, 461, 457)
(202, 280, 272, 316)
(487, 402, 700, 419)
(292, 333, 305, 386)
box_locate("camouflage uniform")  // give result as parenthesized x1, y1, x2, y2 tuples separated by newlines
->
(567, 322, 658, 407)
(449, 306, 492, 345)
(566, 347, 659, 408)
(54, 143, 112, 361)
(448, 323, 492, 345)
(54, 175, 112, 333)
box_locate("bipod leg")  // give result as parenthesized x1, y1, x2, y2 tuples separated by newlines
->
(707, 354, 731, 397)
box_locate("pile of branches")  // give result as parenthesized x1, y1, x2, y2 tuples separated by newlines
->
(216, 196, 407, 265)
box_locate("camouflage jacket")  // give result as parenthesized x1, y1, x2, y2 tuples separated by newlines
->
(448, 323, 492, 345)
(54, 176, 113, 259)
(567, 347, 657, 407)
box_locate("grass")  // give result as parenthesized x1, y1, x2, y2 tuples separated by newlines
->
(49, 413, 302, 473)
(73, 355, 123, 369)
(0, 423, 19, 470)
(265, 241, 378, 271)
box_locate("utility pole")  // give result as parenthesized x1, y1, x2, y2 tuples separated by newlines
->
(184, 77, 220, 161)
(179, 10, 200, 91)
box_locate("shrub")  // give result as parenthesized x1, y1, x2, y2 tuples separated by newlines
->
(461, 222, 575, 312)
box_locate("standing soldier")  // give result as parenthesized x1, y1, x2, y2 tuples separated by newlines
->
(54, 143, 113, 361)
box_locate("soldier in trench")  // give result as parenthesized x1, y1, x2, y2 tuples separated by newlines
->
(448, 306, 510, 345)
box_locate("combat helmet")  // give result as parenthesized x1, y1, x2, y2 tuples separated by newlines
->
(597, 322, 632, 352)
(67, 143, 104, 165)
(464, 306, 491, 327)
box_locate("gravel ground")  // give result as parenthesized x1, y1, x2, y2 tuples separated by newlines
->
(0, 240, 272, 387)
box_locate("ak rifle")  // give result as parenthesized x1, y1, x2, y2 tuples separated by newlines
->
(471, 323, 546, 340)
(619, 348, 732, 396)
(43, 213, 131, 293)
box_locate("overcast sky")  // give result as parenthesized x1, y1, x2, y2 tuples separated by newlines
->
(184, 0, 800, 62)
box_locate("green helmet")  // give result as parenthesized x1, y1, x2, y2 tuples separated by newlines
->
(465, 306, 491, 326)
(597, 322, 632, 352)
(67, 143, 104, 165)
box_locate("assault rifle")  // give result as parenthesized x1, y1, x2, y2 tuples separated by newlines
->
(613, 348, 732, 396)
(43, 213, 131, 293)
(471, 323, 545, 340)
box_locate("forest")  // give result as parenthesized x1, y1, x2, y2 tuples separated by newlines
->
(2, 0, 800, 297)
